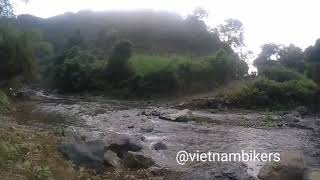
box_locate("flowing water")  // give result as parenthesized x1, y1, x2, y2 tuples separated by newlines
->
(13, 90, 320, 179)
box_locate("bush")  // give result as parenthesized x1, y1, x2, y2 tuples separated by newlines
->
(0, 141, 21, 167)
(227, 78, 319, 108)
(49, 47, 105, 91)
(259, 65, 304, 82)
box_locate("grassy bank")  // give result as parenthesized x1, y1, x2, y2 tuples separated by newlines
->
(0, 115, 179, 180)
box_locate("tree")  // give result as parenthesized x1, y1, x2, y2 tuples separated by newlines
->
(192, 7, 208, 21)
(253, 43, 281, 70)
(184, 7, 211, 57)
(305, 39, 320, 84)
(106, 40, 133, 83)
(0, 0, 13, 18)
(0, 26, 51, 84)
(217, 19, 244, 49)
(305, 39, 320, 63)
(216, 19, 253, 61)
(278, 44, 305, 73)
(95, 27, 119, 54)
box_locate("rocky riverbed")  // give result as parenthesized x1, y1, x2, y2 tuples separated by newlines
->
(7, 89, 320, 180)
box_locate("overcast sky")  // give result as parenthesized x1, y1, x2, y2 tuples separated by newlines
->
(12, 0, 320, 55)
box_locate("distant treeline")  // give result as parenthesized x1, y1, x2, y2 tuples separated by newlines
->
(16, 10, 225, 56)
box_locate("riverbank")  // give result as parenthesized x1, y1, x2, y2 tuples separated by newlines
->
(1, 91, 320, 180)
(0, 109, 180, 180)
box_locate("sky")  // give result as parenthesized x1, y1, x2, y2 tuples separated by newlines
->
(12, 0, 320, 56)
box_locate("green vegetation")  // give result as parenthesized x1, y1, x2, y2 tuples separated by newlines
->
(0, 90, 8, 106)
(47, 48, 248, 96)
(259, 65, 305, 82)
(224, 78, 318, 109)
(1, 0, 320, 109)
(0, 26, 51, 86)
(0, 141, 22, 167)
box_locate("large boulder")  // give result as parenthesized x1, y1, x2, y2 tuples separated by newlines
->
(258, 152, 305, 180)
(123, 151, 155, 169)
(58, 131, 145, 169)
(151, 141, 167, 151)
(58, 135, 106, 169)
(159, 109, 194, 122)
(304, 168, 320, 180)
(103, 133, 142, 153)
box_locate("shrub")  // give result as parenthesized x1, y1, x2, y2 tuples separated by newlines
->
(49, 47, 105, 91)
(0, 141, 21, 167)
(33, 166, 54, 180)
(259, 65, 304, 82)
(227, 78, 319, 108)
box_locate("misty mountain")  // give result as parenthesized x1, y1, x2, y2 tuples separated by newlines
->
(16, 10, 224, 56)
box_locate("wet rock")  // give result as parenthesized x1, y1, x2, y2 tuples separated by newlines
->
(123, 151, 155, 169)
(295, 106, 308, 116)
(93, 108, 107, 115)
(58, 135, 105, 169)
(103, 150, 123, 168)
(304, 168, 320, 180)
(150, 111, 161, 116)
(136, 134, 146, 141)
(159, 109, 193, 122)
(140, 125, 154, 133)
(258, 152, 305, 180)
(151, 141, 167, 151)
(104, 133, 142, 153)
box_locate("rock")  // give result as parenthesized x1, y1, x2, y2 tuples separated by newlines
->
(140, 125, 154, 133)
(123, 151, 155, 169)
(105, 134, 142, 153)
(150, 111, 161, 116)
(280, 113, 302, 128)
(304, 168, 320, 180)
(295, 106, 308, 116)
(58, 135, 106, 169)
(59, 132, 148, 170)
(128, 125, 134, 129)
(159, 109, 193, 122)
(151, 141, 167, 151)
(103, 150, 123, 168)
(93, 108, 107, 115)
(258, 152, 305, 180)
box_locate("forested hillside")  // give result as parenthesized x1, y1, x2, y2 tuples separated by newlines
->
(16, 10, 223, 56)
